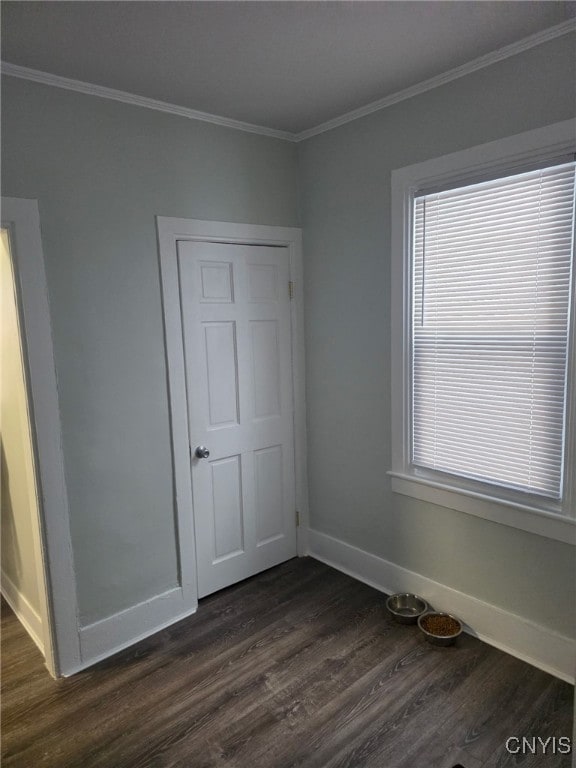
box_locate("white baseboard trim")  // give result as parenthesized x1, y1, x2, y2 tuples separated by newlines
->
(306, 528, 575, 684)
(1, 569, 45, 655)
(75, 587, 197, 674)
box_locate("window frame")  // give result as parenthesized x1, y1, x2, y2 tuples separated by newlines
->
(390, 120, 576, 545)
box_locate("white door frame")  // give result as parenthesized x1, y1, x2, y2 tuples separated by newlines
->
(1, 197, 81, 677)
(156, 218, 309, 592)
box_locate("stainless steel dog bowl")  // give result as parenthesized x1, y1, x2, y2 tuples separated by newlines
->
(418, 612, 463, 646)
(386, 593, 428, 624)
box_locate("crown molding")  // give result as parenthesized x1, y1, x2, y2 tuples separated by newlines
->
(293, 18, 576, 142)
(2, 18, 574, 144)
(0, 61, 297, 143)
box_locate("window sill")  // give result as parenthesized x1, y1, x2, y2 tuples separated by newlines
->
(388, 471, 576, 545)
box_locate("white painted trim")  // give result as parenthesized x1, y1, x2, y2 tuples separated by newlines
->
(389, 474, 576, 546)
(295, 20, 576, 141)
(155, 218, 309, 565)
(1, 197, 81, 678)
(306, 528, 576, 684)
(1, 570, 44, 655)
(76, 587, 197, 672)
(2, 19, 574, 143)
(390, 120, 576, 544)
(0, 61, 295, 143)
(390, 120, 576, 192)
(288, 232, 311, 556)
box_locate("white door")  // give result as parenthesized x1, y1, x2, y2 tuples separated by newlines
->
(178, 240, 297, 598)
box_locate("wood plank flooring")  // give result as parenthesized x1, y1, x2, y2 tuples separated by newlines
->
(1, 557, 573, 768)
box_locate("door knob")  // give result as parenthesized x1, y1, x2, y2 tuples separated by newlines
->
(195, 446, 210, 459)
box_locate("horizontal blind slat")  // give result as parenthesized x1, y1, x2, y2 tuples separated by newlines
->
(411, 161, 575, 500)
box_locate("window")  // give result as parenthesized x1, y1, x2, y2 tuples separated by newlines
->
(390, 121, 576, 543)
(413, 162, 574, 499)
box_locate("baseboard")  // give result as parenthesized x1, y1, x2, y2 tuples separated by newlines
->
(306, 528, 575, 684)
(76, 587, 197, 674)
(1, 569, 45, 655)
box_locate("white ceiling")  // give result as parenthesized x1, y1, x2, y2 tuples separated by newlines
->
(2, 1, 575, 135)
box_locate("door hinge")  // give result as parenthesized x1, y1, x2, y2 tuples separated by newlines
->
(296, 510, 300, 527)
(288, 280, 294, 300)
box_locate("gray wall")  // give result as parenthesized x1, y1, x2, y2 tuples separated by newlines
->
(2, 34, 575, 639)
(298, 34, 576, 638)
(1, 77, 300, 625)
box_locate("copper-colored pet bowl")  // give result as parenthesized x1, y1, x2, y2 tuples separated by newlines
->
(418, 612, 463, 646)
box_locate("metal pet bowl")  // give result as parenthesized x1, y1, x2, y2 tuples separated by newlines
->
(418, 612, 463, 646)
(386, 593, 428, 624)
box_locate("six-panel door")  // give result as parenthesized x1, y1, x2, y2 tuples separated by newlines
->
(178, 241, 296, 597)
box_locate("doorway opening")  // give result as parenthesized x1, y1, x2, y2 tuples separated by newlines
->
(0, 227, 50, 661)
(1, 197, 81, 678)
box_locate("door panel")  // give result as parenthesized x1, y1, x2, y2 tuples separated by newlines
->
(210, 455, 244, 561)
(199, 261, 234, 303)
(178, 240, 296, 598)
(248, 263, 278, 302)
(254, 445, 284, 544)
(251, 320, 281, 419)
(203, 321, 239, 428)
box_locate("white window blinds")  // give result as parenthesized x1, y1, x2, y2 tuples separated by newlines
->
(412, 161, 575, 500)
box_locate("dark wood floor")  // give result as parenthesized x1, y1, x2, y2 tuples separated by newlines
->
(1, 558, 573, 768)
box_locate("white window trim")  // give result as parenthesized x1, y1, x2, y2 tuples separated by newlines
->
(390, 120, 576, 545)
